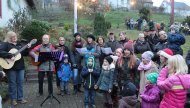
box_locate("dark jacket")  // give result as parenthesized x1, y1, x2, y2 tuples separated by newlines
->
(167, 33, 185, 55)
(0, 42, 29, 71)
(96, 67, 114, 91)
(119, 39, 128, 48)
(81, 67, 100, 89)
(119, 95, 138, 108)
(147, 34, 160, 51)
(154, 39, 168, 53)
(105, 40, 122, 52)
(134, 39, 152, 54)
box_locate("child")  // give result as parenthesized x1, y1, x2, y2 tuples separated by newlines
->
(95, 56, 114, 108)
(119, 81, 138, 108)
(140, 72, 160, 108)
(81, 57, 100, 108)
(157, 55, 190, 108)
(57, 54, 73, 95)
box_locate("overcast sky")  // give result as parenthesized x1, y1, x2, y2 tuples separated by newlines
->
(152, 0, 190, 7)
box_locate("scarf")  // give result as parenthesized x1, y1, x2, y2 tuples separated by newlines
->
(138, 61, 152, 71)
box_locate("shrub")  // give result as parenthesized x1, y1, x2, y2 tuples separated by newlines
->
(21, 20, 52, 44)
(7, 8, 30, 34)
(78, 25, 94, 37)
(0, 82, 8, 100)
(139, 7, 151, 21)
(93, 13, 108, 37)
(106, 21, 112, 29)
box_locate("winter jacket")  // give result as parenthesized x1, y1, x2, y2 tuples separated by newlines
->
(96, 65, 114, 91)
(30, 44, 55, 72)
(119, 39, 128, 48)
(154, 39, 168, 53)
(57, 63, 72, 81)
(81, 67, 100, 89)
(134, 39, 152, 54)
(141, 84, 160, 108)
(119, 95, 138, 108)
(167, 33, 185, 55)
(115, 57, 139, 87)
(105, 40, 122, 52)
(0, 42, 29, 71)
(147, 34, 160, 51)
(157, 67, 190, 108)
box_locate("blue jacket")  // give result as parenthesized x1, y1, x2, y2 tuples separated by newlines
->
(57, 63, 73, 81)
(167, 33, 185, 55)
(96, 68, 114, 91)
(81, 67, 100, 89)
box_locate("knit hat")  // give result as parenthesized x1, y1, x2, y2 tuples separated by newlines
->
(121, 81, 137, 96)
(64, 54, 69, 60)
(170, 24, 179, 33)
(142, 51, 154, 61)
(147, 72, 159, 84)
(110, 55, 118, 62)
(158, 48, 173, 59)
(87, 34, 95, 41)
(124, 40, 134, 53)
(104, 56, 113, 64)
(87, 57, 95, 68)
(74, 32, 81, 37)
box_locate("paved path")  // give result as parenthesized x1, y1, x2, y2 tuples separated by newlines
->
(3, 82, 104, 108)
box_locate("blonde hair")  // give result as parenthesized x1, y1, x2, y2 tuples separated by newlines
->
(4, 31, 17, 43)
(168, 55, 188, 75)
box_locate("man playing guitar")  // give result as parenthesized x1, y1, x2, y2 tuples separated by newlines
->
(0, 31, 31, 106)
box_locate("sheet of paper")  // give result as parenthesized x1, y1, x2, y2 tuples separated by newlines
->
(101, 47, 112, 55)
(76, 47, 87, 54)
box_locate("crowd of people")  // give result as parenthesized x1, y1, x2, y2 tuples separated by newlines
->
(0, 22, 190, 108)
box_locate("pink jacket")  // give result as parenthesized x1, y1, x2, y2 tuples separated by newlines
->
(157, 67, 190, 108)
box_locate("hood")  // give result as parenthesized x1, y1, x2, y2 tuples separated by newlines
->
(178, 74, 190, 89)
(122, 95, 138, 106)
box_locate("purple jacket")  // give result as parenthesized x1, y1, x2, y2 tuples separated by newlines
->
(141, 84, 160, 108)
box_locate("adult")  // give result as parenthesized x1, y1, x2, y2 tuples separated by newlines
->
(82, 34, 101, 69)
(70, 32, 86, 94)
(134, 33, 152, 56)
(148, 29, 159, 51)
(0, 31, 31, 105)
(118, 32, 128, 48)
(167, 24, 185, 55)
(54, 37, 71, 94)
(30, 34, 55, 96)
(153, 31, 168, 64)
(96, 36, 108, 67)
(105, 32, 121, 52)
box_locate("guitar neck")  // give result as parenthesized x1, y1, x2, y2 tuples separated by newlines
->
(14, 44, 28, 56)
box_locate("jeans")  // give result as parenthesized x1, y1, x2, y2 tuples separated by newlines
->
(84, 88, 95, 106)
(7, 69, 24, 100)
(38, 71, 53, 95)
(73, 68, 82, 85)
(60, 81, 69, 91)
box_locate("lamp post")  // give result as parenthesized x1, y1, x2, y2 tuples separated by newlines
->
(170, 0, 174, 25)
(74, 0, 78, 33)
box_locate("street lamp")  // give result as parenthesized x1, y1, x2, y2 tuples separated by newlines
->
(74, 0, 77, 33)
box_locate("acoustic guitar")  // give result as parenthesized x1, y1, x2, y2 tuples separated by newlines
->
(0, 39, 37, 69)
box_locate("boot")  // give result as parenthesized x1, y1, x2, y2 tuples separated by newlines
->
(77, 84, 83, 93)
(113, 96, 118, 107)
(73, 85, 77, 95)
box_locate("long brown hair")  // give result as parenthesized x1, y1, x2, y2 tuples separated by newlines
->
(128, 54, 137, 69)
